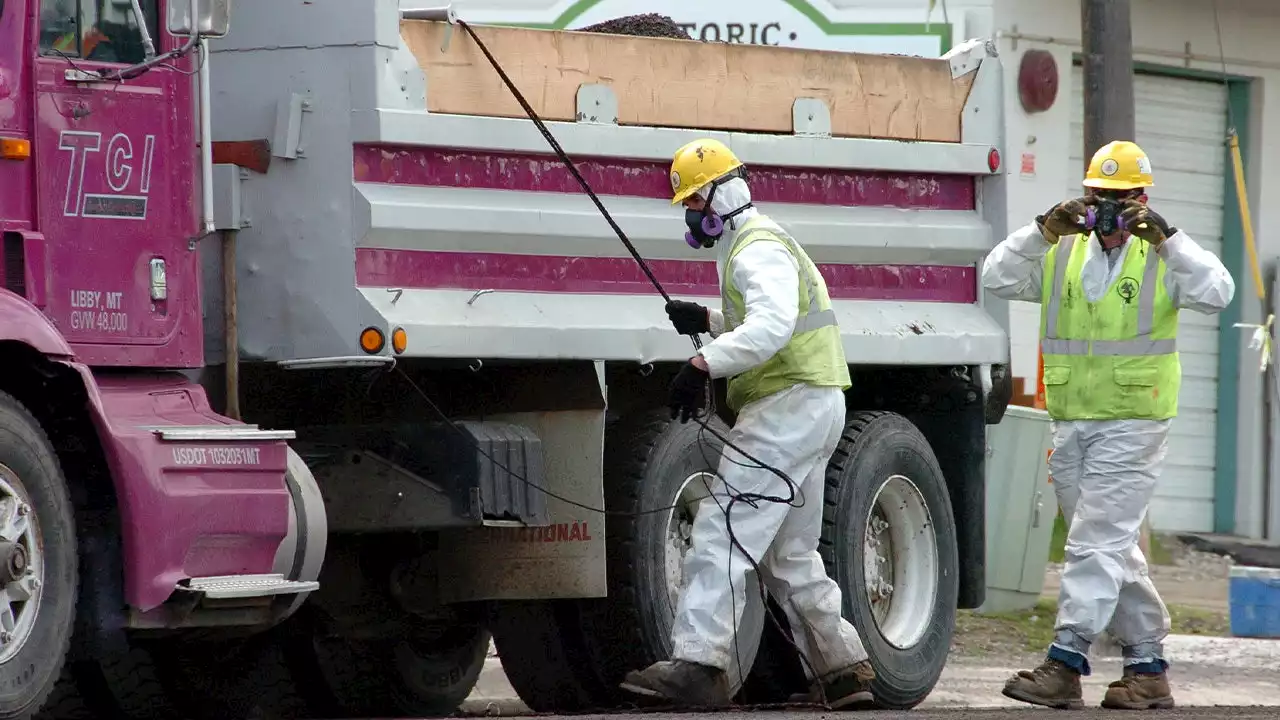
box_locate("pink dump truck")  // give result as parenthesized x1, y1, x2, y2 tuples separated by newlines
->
(0, 1, 1012, 717)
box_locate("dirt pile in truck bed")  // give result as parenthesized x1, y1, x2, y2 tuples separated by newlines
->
(578, 14, 692, 40)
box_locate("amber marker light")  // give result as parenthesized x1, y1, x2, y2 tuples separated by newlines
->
(359, 327, 385, 354)
(0, 138, 31, 161)
(392, 327, 408, 354)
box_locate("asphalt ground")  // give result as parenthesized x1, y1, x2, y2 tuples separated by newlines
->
(511, 710, 1277, 720)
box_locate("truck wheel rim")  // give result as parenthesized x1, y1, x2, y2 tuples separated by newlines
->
(663, 469, 762, 693)
(0, 465, 43, 664)
(862, 473, 937, 650)
(664, 472, 716, 612)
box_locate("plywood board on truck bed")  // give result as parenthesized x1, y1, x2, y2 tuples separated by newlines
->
(400, 21, 976, 143)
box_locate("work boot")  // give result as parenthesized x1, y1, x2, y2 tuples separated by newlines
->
(787, 660, 876, 708)
(1101, 667, 1175, 710)
(619, 660, 732, 708)
(1002, 658, 1084, 710)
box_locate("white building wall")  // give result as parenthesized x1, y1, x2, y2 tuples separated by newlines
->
(991, 0, 1279, 537)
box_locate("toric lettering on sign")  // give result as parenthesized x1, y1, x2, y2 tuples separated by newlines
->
(68, 289, 128, 333)
(171, 446, 264, 467)
(675, 21, 793, 45)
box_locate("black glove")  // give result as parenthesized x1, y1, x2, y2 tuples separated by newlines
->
(668, 360, 709, 424)
(665, 300, 710, 336)
(1035, 197, 1092, 241)
(1119, 201, 1175, 247)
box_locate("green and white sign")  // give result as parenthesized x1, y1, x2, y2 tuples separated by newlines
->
(457, 0, 962, 57)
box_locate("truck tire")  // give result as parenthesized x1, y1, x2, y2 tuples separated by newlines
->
(33, 666, 92, 720)
(489, 600, 611, 712)
(152, 631, 310, 720)
(577, 410, 802, 704)
(0, 391, 77, 719)
(79, 644, 174, 720)
(289, 604, 489, 718)
(820, 410, 959, 710)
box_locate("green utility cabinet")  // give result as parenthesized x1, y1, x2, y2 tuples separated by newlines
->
(977, 405, 1056, 614)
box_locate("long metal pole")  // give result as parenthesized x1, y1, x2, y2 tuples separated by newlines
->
(222, 230, 240, 421)
(1080, 0, 1136, 165)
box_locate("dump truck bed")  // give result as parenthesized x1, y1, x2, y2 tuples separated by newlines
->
(205, 5, 1008, 368)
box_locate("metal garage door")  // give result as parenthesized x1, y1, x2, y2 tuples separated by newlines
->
(1069, 67, 1228, 532)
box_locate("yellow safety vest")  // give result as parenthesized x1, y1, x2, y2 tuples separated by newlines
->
(1039, 234, 1180, 420)
(720, 216, 851, 412)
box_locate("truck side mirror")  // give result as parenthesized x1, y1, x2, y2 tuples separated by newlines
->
(168, 0, 231, 39)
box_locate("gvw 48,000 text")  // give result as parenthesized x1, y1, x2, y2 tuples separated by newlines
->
(69, 289, 128, 333)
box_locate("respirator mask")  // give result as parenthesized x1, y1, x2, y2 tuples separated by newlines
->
(684, 170, 753, 249)
(1085, 190, 1141, 238)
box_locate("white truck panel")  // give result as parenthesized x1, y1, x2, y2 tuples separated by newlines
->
(353, 184, 993, 264)
(359, 287, 1007, 366)
(352, 109, 999, 175)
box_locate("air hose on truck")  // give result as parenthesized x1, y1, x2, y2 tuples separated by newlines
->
(396, 5, 830, 705)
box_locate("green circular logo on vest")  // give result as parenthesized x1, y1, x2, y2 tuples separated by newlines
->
(1117, 277, 1139, 302)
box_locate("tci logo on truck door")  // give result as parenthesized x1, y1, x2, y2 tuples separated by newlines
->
(58, 130, 156, 220)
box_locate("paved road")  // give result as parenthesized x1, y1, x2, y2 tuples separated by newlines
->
(467, 638, 1280, 715)
(524, 710, 1279, 720)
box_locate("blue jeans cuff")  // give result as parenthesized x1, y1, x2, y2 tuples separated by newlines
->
(1047, 645, 1091, 676)
(1122, 641, 1167, 669)
(1126, 660, 1168, 674)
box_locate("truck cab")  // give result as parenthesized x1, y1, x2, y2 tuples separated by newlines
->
(1, 2, 323, 716)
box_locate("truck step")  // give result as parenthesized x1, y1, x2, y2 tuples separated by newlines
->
(182, 574, 319, 599)
(150, 425, 297, 442)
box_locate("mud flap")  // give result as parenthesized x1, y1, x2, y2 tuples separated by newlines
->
(436, 409, 608, 602)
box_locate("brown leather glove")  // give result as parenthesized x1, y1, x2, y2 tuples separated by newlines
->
(1119, 201, 1175, 248)
(1035, 198, 1092, 243)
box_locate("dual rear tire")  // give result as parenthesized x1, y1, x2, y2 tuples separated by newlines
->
(491, 408, 959, 712)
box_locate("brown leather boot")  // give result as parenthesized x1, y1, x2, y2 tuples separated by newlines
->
(1101, 667, 1175, 710)
(620, 660, 732, 708)
(1002, 658, 1085, 710)
(787, 660, 876, 709)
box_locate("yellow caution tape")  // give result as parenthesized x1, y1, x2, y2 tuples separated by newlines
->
(1234, 316, 1274, 374)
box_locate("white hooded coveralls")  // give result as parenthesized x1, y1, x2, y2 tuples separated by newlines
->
(669, 178, 869, 680)
(982, 220, 1235, 672)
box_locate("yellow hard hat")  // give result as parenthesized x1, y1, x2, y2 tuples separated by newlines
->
(1083, 140, 1154, 190)
(669, 139, 743, 205)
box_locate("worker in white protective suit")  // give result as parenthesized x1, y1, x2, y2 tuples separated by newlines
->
(983, 140, 1235, 711)
(619, 139, 875, 709)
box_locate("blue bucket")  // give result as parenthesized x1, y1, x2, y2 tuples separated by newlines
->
(1229, 565, 1280, 639)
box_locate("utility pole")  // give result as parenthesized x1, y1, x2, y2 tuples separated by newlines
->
(1080, 0, 1153, 557)
(1080, 0, 1136, 162)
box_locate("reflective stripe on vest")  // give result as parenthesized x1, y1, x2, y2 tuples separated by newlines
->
(1042, 234, 1175, 357)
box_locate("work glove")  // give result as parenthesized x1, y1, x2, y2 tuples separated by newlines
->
(668, 360, 709, 424)
(665, 300, 710, 336)
(1119, 201, 1175, 248)
(1035, 197, 1092, 242)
